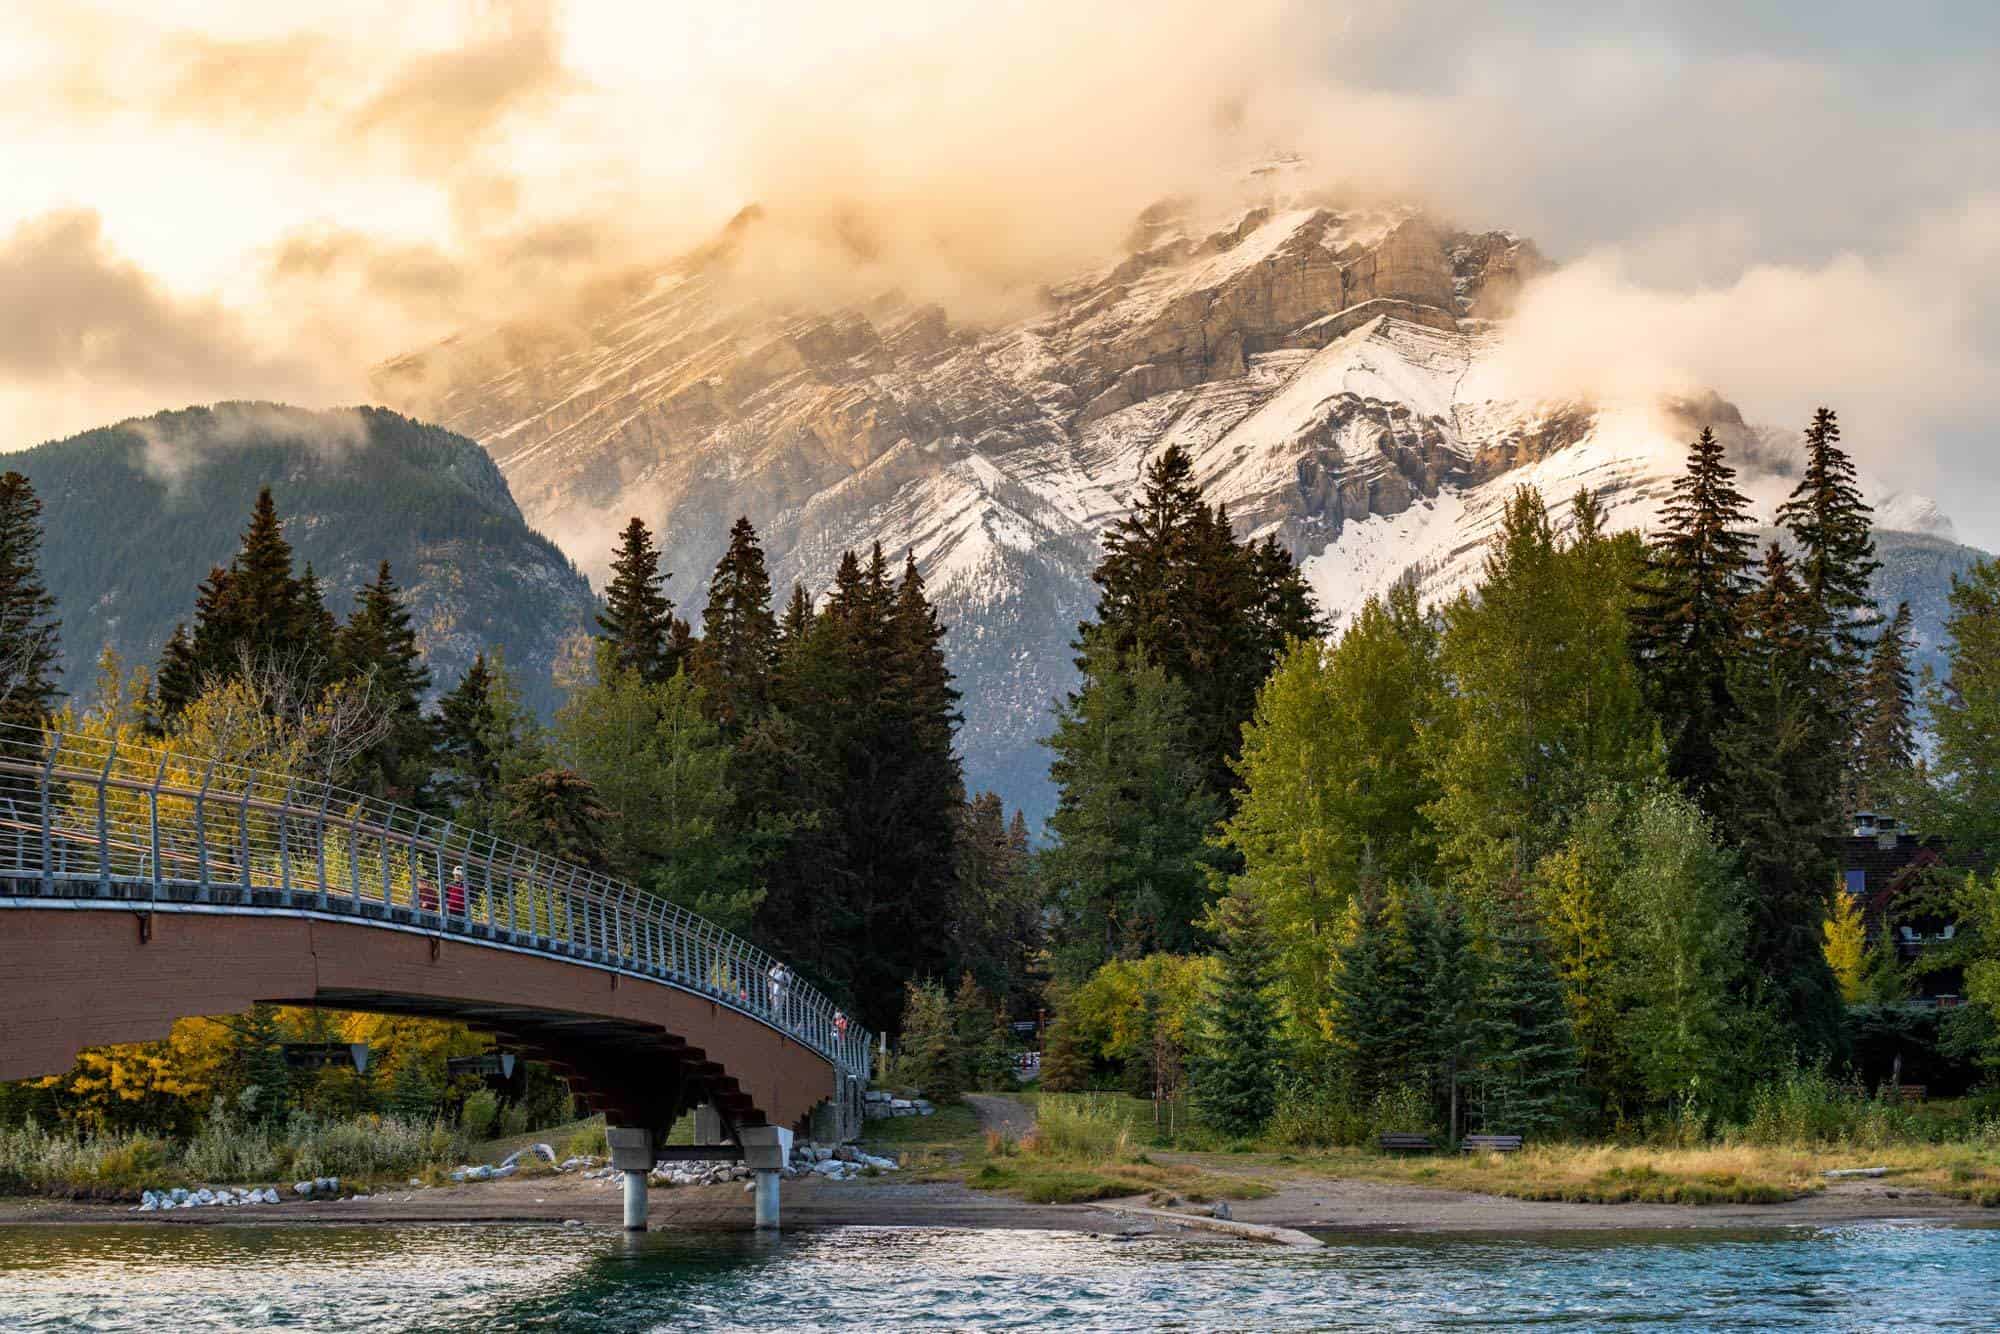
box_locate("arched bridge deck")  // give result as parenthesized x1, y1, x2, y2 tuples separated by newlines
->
(0, 726, 871, 1145)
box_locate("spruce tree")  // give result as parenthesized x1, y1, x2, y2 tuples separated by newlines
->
(595, 517, 682, 684)
(171, 489, 332, 710)
(1719, 543, 1845, 1056)
(1327, 879, 1422, 1103)
(0, 472, 61, 735)
(152, 624, 197, 729)
(1474, 887, 1581, 1137)
(436, 651, 544, 831)
(502, 768, 612, 869)
(1083, 444, 1323, 811)
(693, 516, 779, 731)
(387, 1056, 439, 1121)
(1777, 408, 1881, 678)
(1854, 602, 1918, 812)
(1405, 883, 1482, 1141)
(235, 1004, 293, 1124)
(337, 561, 436, 804)
(1038, 1007, 1090, 1093)
(1927, 559, 2000, 865)
(1630, 428, 1758, 804)
(1192, 888, 1281, 1137)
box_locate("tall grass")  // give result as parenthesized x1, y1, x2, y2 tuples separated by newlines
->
(0, 1103, 470, 1195)
(1027, 1094, 1134, 1160)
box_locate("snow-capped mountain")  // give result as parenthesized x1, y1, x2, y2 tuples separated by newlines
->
(374, 193, 1980, 823)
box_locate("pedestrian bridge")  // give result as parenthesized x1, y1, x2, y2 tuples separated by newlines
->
(0, 725, 870, 1223)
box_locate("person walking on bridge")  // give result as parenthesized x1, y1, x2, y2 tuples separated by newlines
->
(767, 962, 791, 1025)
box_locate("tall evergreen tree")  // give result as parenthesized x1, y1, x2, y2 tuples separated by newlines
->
(1719, 543, 1845, 1056)
(502, 768, 612, 869)
(1474, 886, 1581, 1137)
(0, 472, 62, 734)
(1192, 888, 1281, 1137)
(595, 517, 683, 684)
(152, 624, 197, 728)
(435, 650, 544, 830)
(337, 560, 435, 804)
(693, 517, 779, 731)
(1083, 444, 1323, 809)
(173, 488, 333, 706)
(1854, 602, 1918, 812)
(1630, 428, 1758, 804)
(1777, 408, 1881, 676)
(1327, 879, 1422, 1103)
(1042, 640, 1221, 980)
(1927, 559, 2000, 866)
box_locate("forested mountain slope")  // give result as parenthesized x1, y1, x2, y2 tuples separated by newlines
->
(14, 403, 595, 713)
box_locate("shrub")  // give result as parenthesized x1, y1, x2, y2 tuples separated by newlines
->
(1267, 1076, 1369, 1149)
(459, 1090, 500, 1142)
(562, 1118, 608, 1159)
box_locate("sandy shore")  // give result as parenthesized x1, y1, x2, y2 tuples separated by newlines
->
(1, 1165, 1986, 1234)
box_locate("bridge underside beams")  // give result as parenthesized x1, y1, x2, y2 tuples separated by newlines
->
(0, 906, 834, 1134)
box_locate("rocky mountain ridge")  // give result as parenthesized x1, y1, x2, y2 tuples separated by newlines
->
(375, 197, 1975, 822)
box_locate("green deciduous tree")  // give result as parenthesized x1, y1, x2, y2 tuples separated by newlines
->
(1223, 583, 1440, 1039)
(1423, 487, 1661, 893)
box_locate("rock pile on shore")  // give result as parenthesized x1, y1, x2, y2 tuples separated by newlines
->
(137, 1186, 284, 1211)
(448, 1143, 559, 1182)
(862, 1091, 935, 1119)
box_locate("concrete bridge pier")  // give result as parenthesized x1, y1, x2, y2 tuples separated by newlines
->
(607, 1126, 655, 1231)
(739, 1126, 793, 1230)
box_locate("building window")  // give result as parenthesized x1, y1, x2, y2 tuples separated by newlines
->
(1844, 869, 1867, 897)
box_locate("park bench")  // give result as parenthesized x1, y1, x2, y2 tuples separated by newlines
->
(1378, 1133, 1436, 1154)
(1459, 1134, 1523, 1154)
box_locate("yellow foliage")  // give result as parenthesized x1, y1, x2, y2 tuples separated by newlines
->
(1822, 891, 1868, 1004)
(1062, 954, 1219, 1064)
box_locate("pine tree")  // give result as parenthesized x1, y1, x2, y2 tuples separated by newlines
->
(1038, 1006, 1090, 1093)
(171, 489, 333, 710)
(1042, 640, 1221, 980)
(235, 1004, 293, 1124)
(1854, 602, 1918, 812)
(595, 517, 681, 684)
(1630, 428, 1758, 804)
(693, 517, 779, 731)
(0, 472, 62, 735)
(1192, 888, 1281, 1137)
(1327, 878, 1423, 1103)
(1405, 883, 1482, 1141)
(1927, 558, 2000, 865)
(1719, 543, 1845, 1056)
(1474, 887, 1581, 1137)
(435, 650, 545, 831)
(153, 624, 198, 727)
(337, 560, 436, 804)
(1777, 408, 1881, 677)
(502, 768, 612, 869)
(1083, 444, 1323, 811)
(387, 1055, 439, 1121)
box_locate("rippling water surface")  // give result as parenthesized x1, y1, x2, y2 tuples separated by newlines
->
(3, 1221, 1999, 1330)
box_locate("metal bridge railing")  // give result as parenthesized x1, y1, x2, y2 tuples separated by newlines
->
(0, 723, 872, 1082)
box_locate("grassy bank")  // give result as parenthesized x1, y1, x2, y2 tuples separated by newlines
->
(873, 1092, 1271, 1205)
(879, 1085, 2000, 1210)
(0, 1110, 471, 1199)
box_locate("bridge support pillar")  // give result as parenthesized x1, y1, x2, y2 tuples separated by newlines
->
(606, 1126, 655, 1232)
(739, 1126, 793, 1230)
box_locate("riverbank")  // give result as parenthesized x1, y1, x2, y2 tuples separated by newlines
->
(0, 1157, 1984, 1234)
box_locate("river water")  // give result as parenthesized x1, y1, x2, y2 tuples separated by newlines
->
(3, 1221, 1998, 1330)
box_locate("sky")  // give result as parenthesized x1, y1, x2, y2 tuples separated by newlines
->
(3, 0, 1997, 542)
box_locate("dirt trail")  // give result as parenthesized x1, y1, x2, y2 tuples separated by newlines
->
(965, 1093, 1035, 1140)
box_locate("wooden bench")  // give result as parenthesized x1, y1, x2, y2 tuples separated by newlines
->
(1459, 1134, 1523, 1154)
(1378, 1133, 1436, 1154)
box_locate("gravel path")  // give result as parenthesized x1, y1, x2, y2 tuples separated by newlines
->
(965, 1094, 1035, 1140)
